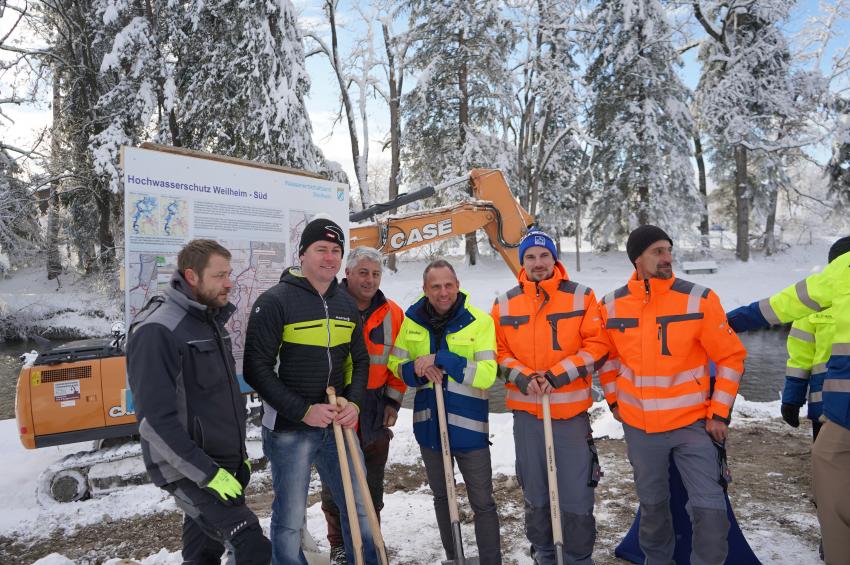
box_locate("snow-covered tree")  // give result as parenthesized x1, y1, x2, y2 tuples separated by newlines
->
(40, 0, 118, 273)
(90, 0, 178, 194)
(0, 149, 41, 269)
(402, 0, 515, 262)
(693, 0, 805, 261)
(508, 0, 583, 222)
(175, 0, 328, 172)
(827, 112, 850, 206)
(584, 0, 698, 250)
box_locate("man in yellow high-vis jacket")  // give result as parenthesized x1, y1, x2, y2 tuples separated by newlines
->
(388, 259, 502, 564)
(727, 236, 850, 565)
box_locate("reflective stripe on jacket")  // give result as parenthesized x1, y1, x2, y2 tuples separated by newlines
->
(491, 262, 610, 419)
(362, 293, 406, 403)
(598, 274, 747, 433)
(737, 251, 850, 429)
(783, 310, 833, 421)
(388, 291, 497, 452)
(243, 267, 369, 432)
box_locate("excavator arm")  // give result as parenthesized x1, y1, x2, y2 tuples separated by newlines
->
(350, 169, 534, 275)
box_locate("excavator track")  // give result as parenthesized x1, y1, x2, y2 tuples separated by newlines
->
(36, 423, 267, 505)
(36, 440, 146, 505)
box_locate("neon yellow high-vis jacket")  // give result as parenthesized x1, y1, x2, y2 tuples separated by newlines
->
(783, 310, 834, 420)
(727, 250, 850, 430)
(388, 291, 497, 452)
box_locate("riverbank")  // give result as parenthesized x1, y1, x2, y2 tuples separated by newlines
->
(0, 266, 121, 341)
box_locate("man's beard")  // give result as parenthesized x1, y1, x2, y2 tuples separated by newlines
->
(652, 265, 673, 280)
(197, 286, 227, 308)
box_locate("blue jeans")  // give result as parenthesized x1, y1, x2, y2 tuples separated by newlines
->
(263, 426, 378, 565)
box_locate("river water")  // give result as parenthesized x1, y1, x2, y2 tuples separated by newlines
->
(0, 330, 789, 421)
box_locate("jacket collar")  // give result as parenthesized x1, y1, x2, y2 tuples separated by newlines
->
(165, 271, 235, 324)
(518, 261, 569, 296)
(626, 270, 677, 298)
(281, 266, 339, 298)
(406, 290, 474, 334)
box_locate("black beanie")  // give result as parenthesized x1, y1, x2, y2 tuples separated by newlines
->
(626, 225, 673, 265)
(298, 218, 345, 256)
(828, 235, 850, 263)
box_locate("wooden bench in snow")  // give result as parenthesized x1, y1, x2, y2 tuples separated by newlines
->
(682, 260, 718, 274)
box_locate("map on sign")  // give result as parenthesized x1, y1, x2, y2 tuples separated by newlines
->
(126, 240, 288, 373)
(225, 241, 288, 374)
(129, 194, 159, 236)
(127, 253, 177, 319)
(129, 193, 189, 237)
(160, 198, 189, 237)
(288, 209, 315, 265)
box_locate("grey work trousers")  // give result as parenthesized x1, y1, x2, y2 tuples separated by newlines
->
(514, 410, 596, 565)
(623, 421, 729, 565)
(420, 445, 502, 565)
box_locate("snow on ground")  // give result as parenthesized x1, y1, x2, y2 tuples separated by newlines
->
(0, 419, 174, 538)
(6, 238, 841, 563)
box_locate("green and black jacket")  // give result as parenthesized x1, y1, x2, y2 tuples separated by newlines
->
(244, 267, 369, 431)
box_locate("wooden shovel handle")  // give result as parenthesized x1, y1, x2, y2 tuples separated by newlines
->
(327, 387, 364, 565)
(337, 397, 389, 565)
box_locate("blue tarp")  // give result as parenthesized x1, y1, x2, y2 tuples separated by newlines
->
(615, 457, 761, 564)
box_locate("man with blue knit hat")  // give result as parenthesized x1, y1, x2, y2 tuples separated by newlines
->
(493, 229, 611, 565)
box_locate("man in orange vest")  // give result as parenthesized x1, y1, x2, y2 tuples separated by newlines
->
(319, 247, 405, 563)
(492, 230, 611, 564)
(598, 225, 746, 565)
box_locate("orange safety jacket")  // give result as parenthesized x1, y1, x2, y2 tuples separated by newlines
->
(598, 273, 746, 433)
(361, 290, 406, 405)
(491, 262, 611, 420)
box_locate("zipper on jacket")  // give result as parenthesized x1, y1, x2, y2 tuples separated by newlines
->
(212, 320, 247, 461)
(643, 278, 651, 304)
(321, 295, 333, 391)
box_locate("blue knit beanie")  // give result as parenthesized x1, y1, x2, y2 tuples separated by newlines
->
(519, 230, 558, 265)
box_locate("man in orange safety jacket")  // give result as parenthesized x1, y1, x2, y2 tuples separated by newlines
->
(492, 229, 611, 565)
(598, 225, 746, 565)
(319, 247, 405, 563)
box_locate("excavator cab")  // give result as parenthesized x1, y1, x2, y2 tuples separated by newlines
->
(16, 328, 137, 451)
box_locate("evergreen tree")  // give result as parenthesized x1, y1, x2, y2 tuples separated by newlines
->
(90, 0, 178, 194)
(176, 0, 327, 171)
(584, 0, 698, 250)
(42, 0, 117, 273)
(693, 0, 799, 260)
(509, 0, 583, 225)
(402, 0, 515, 262)
(827, 114, 850, 207)
(0, 150, 41, 269)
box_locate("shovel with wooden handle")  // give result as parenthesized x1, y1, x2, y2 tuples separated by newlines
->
(327, 387, 364, 565)
(336, 396, 390, 565)
(434, 379, 480, 565)
(542, 393, 566, 565)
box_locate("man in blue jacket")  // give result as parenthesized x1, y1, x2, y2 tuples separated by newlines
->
(388, 259, 502, 564)
(127, 239, 271, 565)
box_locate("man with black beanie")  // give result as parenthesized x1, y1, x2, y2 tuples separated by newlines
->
(598, 225, 747, 565)
(244, 217, 379, 565)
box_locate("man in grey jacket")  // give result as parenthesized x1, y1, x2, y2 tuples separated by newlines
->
(127, 239, 271, 565)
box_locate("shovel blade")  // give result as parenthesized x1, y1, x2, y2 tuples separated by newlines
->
(441, 559, 480, 565)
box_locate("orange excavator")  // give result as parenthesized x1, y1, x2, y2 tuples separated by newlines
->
(15, 167, 533, 503)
